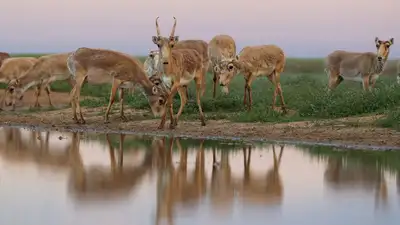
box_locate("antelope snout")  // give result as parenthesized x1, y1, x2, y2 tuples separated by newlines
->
(219, 83, 225, 86)
(377, 56, 383, 61)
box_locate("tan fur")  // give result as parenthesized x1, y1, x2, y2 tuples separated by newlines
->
(326, 37, 394, 91)
(218, 45, 287, 112)
(6, 53, 76, 109)
(0, 57, 38, 109)
(174, 39, 209, 94)
(68, 47, 168, 124)
(152, 17, 206, 129)
(208, 34, 236, 97)
(0, 52, 10, 67)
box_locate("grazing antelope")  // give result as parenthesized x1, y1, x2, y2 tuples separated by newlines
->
(396, 60, 400, 85)
(217, 45, 287, 112)
(151, 17, 206, 129)
(208, 34, 236, 97)
(0, 57, 38, 109)
(0, 52, 10, 67)
(325, 37, 394, 91)
(5, 53, 76, 109)
(67, 47, 168, 124)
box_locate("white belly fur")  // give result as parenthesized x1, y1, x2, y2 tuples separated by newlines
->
(179, 71, 195, 86)
(341, 74, 380, 83)
(342, 74, 363, 82)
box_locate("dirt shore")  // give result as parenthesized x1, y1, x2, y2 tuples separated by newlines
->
(0, 90, 399, 149)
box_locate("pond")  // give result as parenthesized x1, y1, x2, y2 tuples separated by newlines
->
(0, 126, 399, 225)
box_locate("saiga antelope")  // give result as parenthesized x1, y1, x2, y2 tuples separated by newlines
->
(5, 53, 76, 109)
(216, 45, 287, 112)
(208, 34, 237, 97)
(0, 57, 38, 110)
(67, 47, 168, 124)
(151, 17, 206, 129)
(325, 37, 394, 91)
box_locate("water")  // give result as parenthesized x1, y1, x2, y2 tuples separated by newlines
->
(0, 126, 399, 225)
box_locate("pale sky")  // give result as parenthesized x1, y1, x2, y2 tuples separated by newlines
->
(1, 0, 399, 57)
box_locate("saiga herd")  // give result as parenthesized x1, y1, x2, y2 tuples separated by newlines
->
(0, 17, 397, 130)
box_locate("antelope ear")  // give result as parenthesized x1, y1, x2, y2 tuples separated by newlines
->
(388, 38, 394, 45)
(375, 37, 381, 45)
(172, 36, 179, 42)
(235, 55, 240, 61)
(152, 85, 158, 94)
(152, 36, 159, 44)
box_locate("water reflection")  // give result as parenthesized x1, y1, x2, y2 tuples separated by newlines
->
(0, 127, 400, 225)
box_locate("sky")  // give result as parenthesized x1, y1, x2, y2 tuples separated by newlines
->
(1, 0, 399, 58)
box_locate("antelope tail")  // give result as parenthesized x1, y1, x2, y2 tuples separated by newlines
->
(67, 51, 77, 79)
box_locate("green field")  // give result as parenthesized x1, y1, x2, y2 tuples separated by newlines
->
(5, 53, 400, 130)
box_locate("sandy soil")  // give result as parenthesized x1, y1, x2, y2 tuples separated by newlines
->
(0, 90, 399, 149)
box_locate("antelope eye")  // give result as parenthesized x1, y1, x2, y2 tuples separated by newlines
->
(376, 44, 380, 48)
(228, 64, 234, 70)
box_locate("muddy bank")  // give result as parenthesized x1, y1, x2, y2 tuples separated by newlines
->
(0, 106, 399, 150)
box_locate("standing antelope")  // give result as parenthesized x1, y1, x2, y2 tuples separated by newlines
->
(0, 57, 38, 109)
(208, 34, 236, 97)
(216, 45, 287, 112)
(325, 37, 394, 91)
(151, 17, 206, 129)
(396, 59, 400, 85)
(0, 52, 10, 67)
(67, 47, 168, 124)
(5, 53, 76, 109)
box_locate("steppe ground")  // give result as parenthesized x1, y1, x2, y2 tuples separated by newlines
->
(1, 54, 400, 148)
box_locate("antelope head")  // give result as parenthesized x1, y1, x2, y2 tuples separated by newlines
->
(375, 37, 394, 62)
(217, 55, 240, 89)
(151, 17, 179, 65)
(5, 79, 24, 107)
(146, 84, 168, 118)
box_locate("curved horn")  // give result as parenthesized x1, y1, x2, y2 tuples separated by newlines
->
(155, 17, 161, 36)
(170, 17, 177, 37)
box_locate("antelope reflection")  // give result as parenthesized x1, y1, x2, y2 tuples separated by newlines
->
(209, 146, 235, 214)
(0, 127, 73, 169)
(235, 145, 284, 206)
(324, 157, 388, 208)
(155, 137, 207, 225)
(68, 133, 154, 200)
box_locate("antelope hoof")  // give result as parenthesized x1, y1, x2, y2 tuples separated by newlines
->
(169, 123, 176, 129)
(281, 107, 288, 114)
(79, 119, 86, 124)
(104, 120, 110, 124)
(120, 115, 128, 122)
(201, 121, 206, 126)
(157, 124, 164, 130)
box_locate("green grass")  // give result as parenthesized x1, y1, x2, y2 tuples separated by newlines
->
(5, 53, 400, 127)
